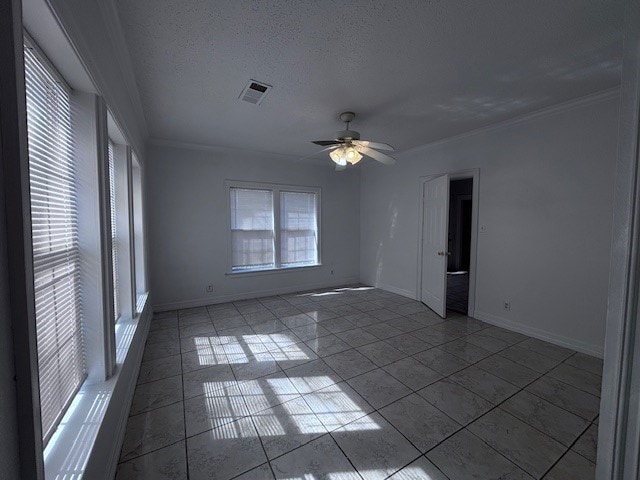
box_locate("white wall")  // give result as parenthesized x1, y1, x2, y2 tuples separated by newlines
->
(360, 91, 620, 356)
(147, 142, 361, 310)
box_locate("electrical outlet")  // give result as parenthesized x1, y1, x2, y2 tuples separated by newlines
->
(504, 301, 510, 311)
(480, 225, 487, 233)
(206, 285, 214, 293)
(330, 269, 334, 275)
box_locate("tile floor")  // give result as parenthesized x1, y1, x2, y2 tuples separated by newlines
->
(116, 285, 602, 480)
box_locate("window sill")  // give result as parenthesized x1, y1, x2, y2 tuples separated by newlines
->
(44, 294, 150, 479)
(226, 264, 322, 278)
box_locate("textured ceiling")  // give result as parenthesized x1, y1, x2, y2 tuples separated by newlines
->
(115, 0, 623, 158)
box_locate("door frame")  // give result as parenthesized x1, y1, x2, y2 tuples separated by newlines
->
(417, 168, 480, 318)
(598, 0, 640, 477)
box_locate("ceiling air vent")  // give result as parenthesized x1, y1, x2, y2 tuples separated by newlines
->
(239, 80, 272, 105)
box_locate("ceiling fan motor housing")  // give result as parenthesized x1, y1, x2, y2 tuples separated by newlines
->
(336, 129, 361, 141)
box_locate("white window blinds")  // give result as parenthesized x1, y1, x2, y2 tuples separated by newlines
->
(230, 188, 274, 271)
(24, 43, 86, 445)
(108, 140, 119, 321)
(280, 191, 318, 267)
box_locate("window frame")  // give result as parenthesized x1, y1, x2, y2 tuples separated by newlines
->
(130, 153, 148, 313)
(225, 180, 322, 275)
(107, 139, 120, 323)
(23, 34, 87, 448)
(15, 12, 151, 479)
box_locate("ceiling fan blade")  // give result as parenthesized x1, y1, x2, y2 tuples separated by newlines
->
(353, 140, 394, 151)
(335, 164, 347, 172)
(312, 140, 341, 146)
(319, 144, 342, 152)
(357, 145, 396, 165)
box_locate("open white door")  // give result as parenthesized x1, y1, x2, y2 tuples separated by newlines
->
(421, 174, 450, 318)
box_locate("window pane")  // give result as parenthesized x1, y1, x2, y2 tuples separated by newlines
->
(230, 188, 274, 271)
(24, 42, 85, 445)
(280, 191, 318, 267)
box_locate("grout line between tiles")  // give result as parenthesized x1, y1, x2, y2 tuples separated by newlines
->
(539, 420, 596, 478)
(179, 330, 190, 480)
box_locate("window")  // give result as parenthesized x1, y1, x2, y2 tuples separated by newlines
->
(108, 140, 119, 322)
(230, 188, 275, 271)
(280, 191, 319, 267)
(24, 41, 85, 445)
(229, 183, 320, 272)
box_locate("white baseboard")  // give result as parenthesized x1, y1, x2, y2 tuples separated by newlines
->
(374, 283, 417, 300)
(474, 310, 604, 358)
(153, 276, 361, 312)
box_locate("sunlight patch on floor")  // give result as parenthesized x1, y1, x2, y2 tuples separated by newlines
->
(194, 334, 308, 365)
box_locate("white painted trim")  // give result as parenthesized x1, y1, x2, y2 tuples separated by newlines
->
(225, 180, 322, 274)
(598, 0, 640, 478)
(45, 300, 152, 479)
(44, 0, 147, 159)
(74, 92, 111, 383)
(83, 303, 152, 480)
(474, 310, 604, 358)
(416, 169, 479, 318)
(126, 147, 136, 318)
(153, 276, 360, 312)
(395, 87, 621, 160)
(226, 264, 323, 278)
(95, 95, 117, 379)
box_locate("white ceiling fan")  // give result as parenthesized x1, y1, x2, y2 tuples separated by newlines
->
(312, 112, 396, 171)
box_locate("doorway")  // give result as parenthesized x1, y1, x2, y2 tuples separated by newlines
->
(446, 179, 473, 314)
(419, 170, 478, 319)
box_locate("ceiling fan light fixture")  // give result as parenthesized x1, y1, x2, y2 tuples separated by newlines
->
(345, 146, 362, 164)
(330, 147, 348, 166)
(329, 146, 362, 166)
(313, 112, 396, 169)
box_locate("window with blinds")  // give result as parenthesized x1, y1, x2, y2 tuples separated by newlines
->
(230, 188, 275, 271)
(108, 141, 119, 322)
(280, 191, 318, 267)
(229, 184, 319, 272)
(24, 42, 86, 445)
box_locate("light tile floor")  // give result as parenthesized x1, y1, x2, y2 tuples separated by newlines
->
(117, 285, 602, 480)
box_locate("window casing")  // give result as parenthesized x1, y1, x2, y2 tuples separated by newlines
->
(108, 140, 120, 322)
(228, 182, 320, 273)
(132, 154, 147, 313)
(23, 41, 85, 446)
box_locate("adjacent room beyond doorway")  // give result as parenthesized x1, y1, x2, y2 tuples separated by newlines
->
(447, 178, 473, 315)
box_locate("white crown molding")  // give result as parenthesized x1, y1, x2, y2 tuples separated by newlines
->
(43, 0, 147, 159)
(393, 87, 621, 160)
(147, 137, 334, 168)
(97, 0, 149, 139)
